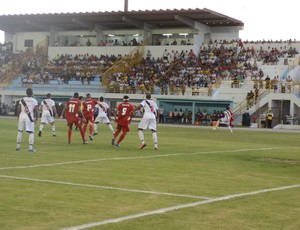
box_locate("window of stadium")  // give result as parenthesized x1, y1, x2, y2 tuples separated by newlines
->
(24, 39, 33, 48)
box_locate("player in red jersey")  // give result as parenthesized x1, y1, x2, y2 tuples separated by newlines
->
(112, 95, 135, 147)
(82, 93, 105, 141)
(60, 92, 87, 144)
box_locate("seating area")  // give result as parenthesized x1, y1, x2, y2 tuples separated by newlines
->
(1, 38, 300, 126)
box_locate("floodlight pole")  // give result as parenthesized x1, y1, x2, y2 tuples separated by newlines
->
(124, 0, 128, 12)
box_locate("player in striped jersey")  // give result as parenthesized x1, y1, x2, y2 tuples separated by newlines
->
(38, 93, 57, 137)
(213, 106, 234, 133)
(132, 93, 159, 150)
(93, 96, 115, 138)
(16, 88, 39, 152)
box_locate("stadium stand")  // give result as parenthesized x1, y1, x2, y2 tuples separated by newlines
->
(1, 9, 300, 127)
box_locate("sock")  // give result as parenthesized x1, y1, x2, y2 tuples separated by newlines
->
(17, 130, 22, 144)
(79, 127, 86, 142)
(68, 129, 72, 142)
(51, 125, 56, 134)
(83, 124, 87, 134)
(89, 125, 93, 135)
(93, 123, 97, 133)
(39, 124, 44, 131)
(138, 130, 145, 144)
(29, 132, 34, 149)
(152, 132, 158, 147)
(117, 132, 127, 144)
(114, 129, 121, 139)
(29, 132, 34, 145)
(108, 124, 115, 133)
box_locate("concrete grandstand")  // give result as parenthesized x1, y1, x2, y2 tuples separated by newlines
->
(0, 8, 300, 128)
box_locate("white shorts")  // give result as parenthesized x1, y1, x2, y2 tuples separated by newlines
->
(18, 114, 35, 133)
(41, 111, 55, 124)
(220, 117, 230, 126)
(95, 115, 110, 124)
(138, 118, 157, 131)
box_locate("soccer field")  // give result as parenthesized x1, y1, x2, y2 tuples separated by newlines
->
(0, 117, 300, 230)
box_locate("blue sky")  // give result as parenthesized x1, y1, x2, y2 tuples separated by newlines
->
(0, 0, 298, 43)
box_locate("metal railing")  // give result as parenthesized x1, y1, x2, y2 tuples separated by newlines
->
(101, 45, 144, 86)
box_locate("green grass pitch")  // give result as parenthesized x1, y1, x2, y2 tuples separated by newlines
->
(0, 117, 300, 230)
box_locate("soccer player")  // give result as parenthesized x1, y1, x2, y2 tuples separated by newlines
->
(132, 93, 159, 150)
(16, 88, 39, 152)
(82, 93, 105, 141)
(38, 93, 57, 137)
(74, 96, 83, 131)
(93, 96, 115, 137)
(60, 92, 87, 144)
(213, 106, 234, 133)
(113, 95, 135, 147)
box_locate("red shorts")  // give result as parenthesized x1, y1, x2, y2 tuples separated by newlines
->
(66, 116, 82, 128)
(84, 113, 94, 124)
(116, 123, 130, 133)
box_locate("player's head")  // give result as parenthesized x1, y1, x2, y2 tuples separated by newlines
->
(26, 88, 33, 96)
(123, 95, 129, 102)
(146, 93, 151, 99)
(86, 93, 91, 99)
(78, 96, 83, 100)
(226, 106, 230, 110)
(99, 96, 104, 102)
(73, 92, 79, 98)
(46, 93, 51, 98)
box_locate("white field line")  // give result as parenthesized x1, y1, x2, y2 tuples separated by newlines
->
(60, 183, 300, 230)
(0, 175, 211, 200)
(0, 147, 283, 171)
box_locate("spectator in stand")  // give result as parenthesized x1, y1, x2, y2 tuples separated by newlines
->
(146, 50, 152, 61)
(265, 75, 271, 89)
(86, 39, 91, 46)
(158, 104, 165, 123)
(162, 49, 169, 62)
(267, 110, 274, 128)
(171, 39, 177, 45)
(260, 112, 267, 128)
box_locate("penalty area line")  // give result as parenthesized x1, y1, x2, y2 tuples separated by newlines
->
(0, 174, 211, 200)
(60, 183, 300, 230)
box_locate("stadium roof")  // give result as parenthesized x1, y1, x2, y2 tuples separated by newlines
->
(0, 8, 244, 34)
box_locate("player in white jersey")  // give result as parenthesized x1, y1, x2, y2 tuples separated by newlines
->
(132, 93, 159, 150)
(38, 93, 57, 137)
(213, 106, 234, 133)
(93, 96, 115, 137)
(16, 88, 39, 152)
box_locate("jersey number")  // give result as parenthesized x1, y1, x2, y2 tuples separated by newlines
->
(68, 104, 76, 113)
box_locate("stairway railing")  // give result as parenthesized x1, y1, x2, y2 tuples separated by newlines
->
(101, 45, 144, 86)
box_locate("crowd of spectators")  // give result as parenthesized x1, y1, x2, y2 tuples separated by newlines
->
(1, 38, 300, 125)
(36, 38, 299, 96)
(0, 101, 15, 115)
(4, 37, 299, 97)
(19, 53, 122, 85)
(0, 42, 15, 82)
